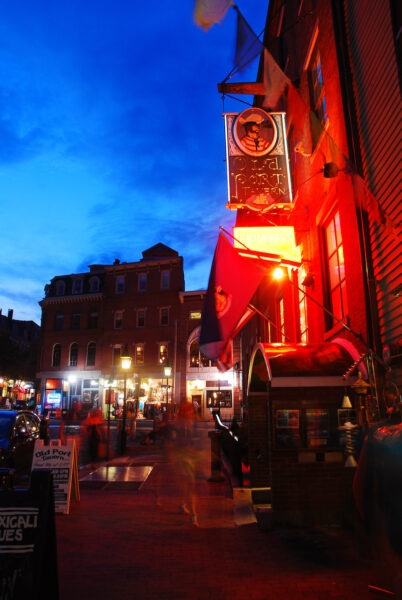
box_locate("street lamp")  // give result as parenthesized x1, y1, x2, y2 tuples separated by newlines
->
(119, 346, 132, 455)
(163, 362, 172, 415)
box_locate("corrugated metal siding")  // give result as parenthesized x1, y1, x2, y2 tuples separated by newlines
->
(344, 0, 402, 382)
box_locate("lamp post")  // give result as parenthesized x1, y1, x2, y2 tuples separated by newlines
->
(163, 362, 172, 416)
(119, 347, 132, 455)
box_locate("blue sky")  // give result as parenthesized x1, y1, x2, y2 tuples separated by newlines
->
(0, 1, 268, 324)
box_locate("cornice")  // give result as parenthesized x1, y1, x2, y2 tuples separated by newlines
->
(39, 293, 104, 306)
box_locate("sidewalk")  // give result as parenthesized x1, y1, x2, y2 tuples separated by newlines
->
(56, 426, 379, 600)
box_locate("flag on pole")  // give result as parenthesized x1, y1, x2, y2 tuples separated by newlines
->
(262, 49, 290, 110)
(193, 0, 233, 31)
(233, 6, 264, 72)
(199, 232, 266, 370)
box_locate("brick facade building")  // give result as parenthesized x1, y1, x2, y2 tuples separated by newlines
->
(37, 244, 239, 420)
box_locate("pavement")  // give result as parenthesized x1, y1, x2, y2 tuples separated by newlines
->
(55, 422, 393, 600)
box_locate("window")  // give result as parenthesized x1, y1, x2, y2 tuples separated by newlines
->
(54, 312, 64, 331)
(277, 298, 286, 342)
(71, 311, 80, 330)
(88, 308, 98, 329)
(114, 310, 123, 329)
(324, 211, 348, 326)
(72, 279, 83, 294)
(135, 344, 144, 365)
(55, 280, 65, 296)
(297, 269, 308, 343)
(69, 343, 78, 367)
(89, 277, 100, 292)
(159, 344, 168, 364)
(160, 307, 169, 326)
(137, 309, 145, 328)
(86, 342, 96, 367)
(138, 273, 147, 292)
(190, 340, 200, 367)
(115, 276, 125, 294)
(190, 311, 201, 320)
(112, 346, 121, 366)
(161, 270, 170, 290)
(52, 344, 61, 367)
(308, 48, 328, 134)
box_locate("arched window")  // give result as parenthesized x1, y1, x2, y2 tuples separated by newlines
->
(55, 280, 66, 296)
(69, 343, 78, 367)
(190, 340, 200, 367)
(52, 344, 61, 367)
(86, 342, 96, 367)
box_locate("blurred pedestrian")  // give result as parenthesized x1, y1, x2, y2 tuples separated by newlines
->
(39, 409, 50, 445)
(168, 402, 199, 524)
(81, 407, 107, 466)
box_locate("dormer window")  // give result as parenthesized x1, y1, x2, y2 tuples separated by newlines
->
(55, 280, 66, 296)
(89, 276, 100, 293)
(72, 279, 83, 294)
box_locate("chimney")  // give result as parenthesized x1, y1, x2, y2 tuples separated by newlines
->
(113, 258, 120, 265)
(8, 309, 13, 320)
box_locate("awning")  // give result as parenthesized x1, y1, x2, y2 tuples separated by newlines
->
(248, 340, 365, 391)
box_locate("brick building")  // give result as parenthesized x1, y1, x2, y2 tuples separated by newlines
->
(201, 0, 401, 526)
(37, 244, 239, 419)
(0, 308, 40, 404)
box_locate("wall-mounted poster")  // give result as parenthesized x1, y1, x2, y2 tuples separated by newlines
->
(224, 108, 293, 211)
(306, 408, 329, 447)
(275, 409, 301, 448)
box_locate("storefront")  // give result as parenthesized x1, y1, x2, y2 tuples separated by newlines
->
(246, 340, 365, 527)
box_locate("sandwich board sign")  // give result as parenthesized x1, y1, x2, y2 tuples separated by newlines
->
(31, 439, 80, 514)
(0, 470, 59, 599)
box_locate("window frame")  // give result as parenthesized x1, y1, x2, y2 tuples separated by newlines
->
(69, 343, 78, 367)
(86, 342, 96, 367)
(114, 310, 123, 329)
(135, 344, 144, 365)
(322, 210, 348, 329)
(159, 307, 169, 327)
(115, 276, 125, 294)
(160, 270, 170, 290)
(52, 344, 61, 367)
(138, 273, 147, 292)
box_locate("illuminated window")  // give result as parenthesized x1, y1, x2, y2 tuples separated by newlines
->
(135, 344, 144, 365)
(114, 310, 123, 329)
(324, 211, 348, 326)
(86, 342, 96, 367)
(190, 311, 201, 320)
(137, 309, 145, 328)
(69, 343, 78, 367)
(138, 273, 147, 292)
(88, 308, 98, 329)
(161, 270, 170, 290)
(55, 311, 64, 331)
(297, 269, 308, 343)
(189, 338, 213, 368)
(308, 48, 328, 138)
(277, 298, 286, 342)
(71, 311, 80, 330)
(190, 341, 200, 367)
(72, 279, 83, 294)
(160, 307, 169, 326)
(52, 344, 61, 367)
(116, 276, 125, 294)
(159, 344, 168, 364)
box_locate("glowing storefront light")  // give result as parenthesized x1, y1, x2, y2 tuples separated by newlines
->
(233, 226, 301, 266)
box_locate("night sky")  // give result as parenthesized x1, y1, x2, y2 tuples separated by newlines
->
(0, 1, 268, 324)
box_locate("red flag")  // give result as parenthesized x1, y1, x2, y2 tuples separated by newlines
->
(193, 0, 233, 31)
(199, 232, 266, 370)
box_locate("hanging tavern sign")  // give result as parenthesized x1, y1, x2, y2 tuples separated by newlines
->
(224, 108, 293, 210)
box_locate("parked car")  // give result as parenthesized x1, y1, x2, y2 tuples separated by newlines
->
(0, 410, 41, 483)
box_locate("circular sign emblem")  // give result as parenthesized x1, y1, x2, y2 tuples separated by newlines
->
(233, 108, 277, 157)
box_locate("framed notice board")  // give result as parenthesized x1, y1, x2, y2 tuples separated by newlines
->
(31, 439, 80, 514)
